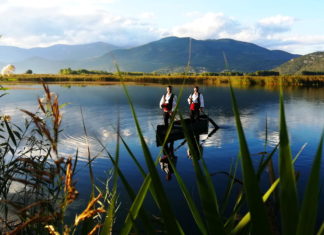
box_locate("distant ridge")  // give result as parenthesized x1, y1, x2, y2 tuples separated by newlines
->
(89, 37, 300, 73)
(274, 52, 324, 74)
(0, 37, 300, 73)
(0, 42, 119, 62)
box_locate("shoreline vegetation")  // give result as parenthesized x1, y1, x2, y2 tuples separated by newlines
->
(1, 73, 324, 87)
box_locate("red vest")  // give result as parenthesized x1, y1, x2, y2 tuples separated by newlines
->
(189, 93, 200, 111)
(161, 94, 174, 112)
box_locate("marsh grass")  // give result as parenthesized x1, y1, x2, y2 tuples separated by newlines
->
(1, 74, 324, 87)
(0, 79, 323, 234)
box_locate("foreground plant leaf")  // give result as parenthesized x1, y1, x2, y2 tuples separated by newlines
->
(278, 86, 299, 235)
(230, 84, 271, 235)
(180, 113, 225, 235)
(116, 64, 183, 235)
(297, 132, 324, 235)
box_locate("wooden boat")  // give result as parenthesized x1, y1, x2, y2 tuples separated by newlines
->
(156, 115, 217, 146)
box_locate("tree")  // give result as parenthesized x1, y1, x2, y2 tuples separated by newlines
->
(25, 69, 33, 74)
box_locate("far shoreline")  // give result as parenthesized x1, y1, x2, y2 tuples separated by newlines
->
(1, 74, 324, 87)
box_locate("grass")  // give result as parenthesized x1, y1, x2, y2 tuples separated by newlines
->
(0, 80, 323, 234)
(1, 73, 324, 87)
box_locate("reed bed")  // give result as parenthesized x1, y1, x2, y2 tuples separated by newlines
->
(1, 74, 324, 87)
(0, 78, 323, 234)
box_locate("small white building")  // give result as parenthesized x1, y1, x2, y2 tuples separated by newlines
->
(1, 64, 16, 76)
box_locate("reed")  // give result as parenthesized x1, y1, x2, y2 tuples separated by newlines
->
(1, 73, 324, 87)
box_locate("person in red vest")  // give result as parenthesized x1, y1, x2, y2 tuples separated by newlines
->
(188, 86, 204, 121)
(159, 85, 177, 126)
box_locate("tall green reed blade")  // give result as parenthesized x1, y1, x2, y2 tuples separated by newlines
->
(79, 107, 97, 234)
(232, 141, 312, 234)
(119, 135, 146, 176)
(231, 178, 280, 234)
(4, 120, 17, 147)
(229, 84, 271, 235)
(257, 114, 269, 172)
(115, 64, 183, 235)
(297, 132, 324, 235)
(100, 117, 121, 235)
(167, 151, 208, 235)
(120, 174, 152, 235)
(317, 222, 324, 235)
(221, 158, 239, 215)
(96, 138, 156, 235)
(119, 134, 160, 205)
(179, 113, 226, 235)
(119, 78, 186, 235)
(256, 144, 279, 179)
(278, 87, 299, 235)
(80, 107, 94, 197)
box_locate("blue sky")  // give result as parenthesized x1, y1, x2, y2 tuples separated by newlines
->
(0, 0, 323, 54)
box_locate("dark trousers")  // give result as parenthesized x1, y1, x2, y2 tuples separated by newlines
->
(190, 109, 200, 121)
(163, 111, 171, 126)
(163, 141, 174, 156)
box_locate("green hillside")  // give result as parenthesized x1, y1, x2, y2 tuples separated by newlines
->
(91, 37, 299, 73)
(274, 52, 324, 74)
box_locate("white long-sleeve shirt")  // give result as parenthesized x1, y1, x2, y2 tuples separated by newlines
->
(159, 93, 177, 112)
(188, 93, 204, 107)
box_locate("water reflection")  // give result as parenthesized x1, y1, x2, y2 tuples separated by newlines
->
(1, 84, 323, 158)
(156, 114, 219, 181)
(159, 140, 177, 181)
(1, 84, 324, 225)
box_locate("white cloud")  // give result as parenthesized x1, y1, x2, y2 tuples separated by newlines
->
(0, 4, 323, 54)
(258, 15, 296, 34)
(139, 12, 156, 20)
(259, 15, 295, 27)
(171, 12, 241, 39)
(263, 35, 324, 54)
(173, 13, 324, 54)
(0, 5, 161, 48)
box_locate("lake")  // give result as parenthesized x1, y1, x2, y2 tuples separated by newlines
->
(1, 83, 323, 233)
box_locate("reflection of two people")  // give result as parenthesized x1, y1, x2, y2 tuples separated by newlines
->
(159, 135, 204, 181)
(159, 141, 177, 181)
(186, 135, 203, 160)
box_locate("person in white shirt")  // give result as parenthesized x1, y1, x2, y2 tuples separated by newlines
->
(187, 86, 204, 121)
(159, 85, 177, 126)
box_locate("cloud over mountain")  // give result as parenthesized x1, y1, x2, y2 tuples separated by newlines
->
(0, 0, 323, 54)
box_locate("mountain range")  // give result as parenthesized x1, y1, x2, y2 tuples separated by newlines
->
(0, 37, 301, 74)
(0, 42, 118, 73)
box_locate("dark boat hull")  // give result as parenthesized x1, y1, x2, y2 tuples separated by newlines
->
(156, 116, 209, 146)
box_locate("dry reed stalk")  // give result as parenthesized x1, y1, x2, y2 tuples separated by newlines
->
(74, 193, 105, 226)
(64, 157, 78, 205)
(44, 225, 60, 235)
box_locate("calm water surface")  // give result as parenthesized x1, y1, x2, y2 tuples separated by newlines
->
(1, 84, 323, 233)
